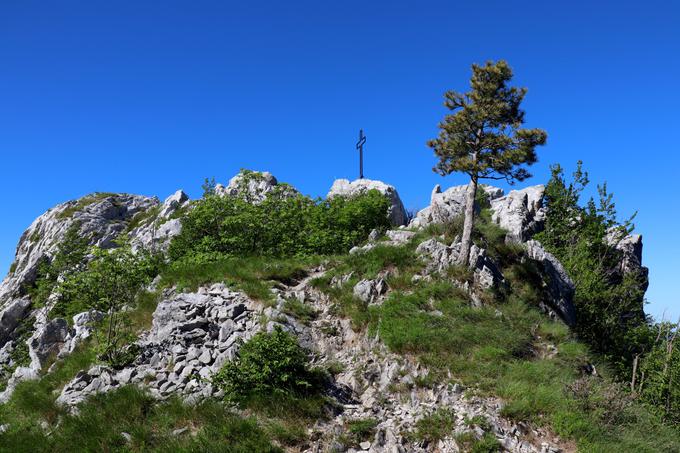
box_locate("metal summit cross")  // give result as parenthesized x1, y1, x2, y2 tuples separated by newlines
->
(356, 129, 366, 179)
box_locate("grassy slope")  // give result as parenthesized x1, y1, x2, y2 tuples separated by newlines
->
(1, 215, 679, 452)
(311, 220, 680, 452)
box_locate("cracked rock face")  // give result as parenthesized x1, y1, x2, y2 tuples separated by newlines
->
(0, 193, 158, 307)
(410, 184, 504, 229)
(129, 189, 191, 253)
(58, 284, 263, 407)
(415, 238, 504, 290)
(490, 185, 546, 243)
(328, 178, 408, 227)
(525, 240, 576, 326)
(215, 170, 298, 203)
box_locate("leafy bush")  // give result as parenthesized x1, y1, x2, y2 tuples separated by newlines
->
(535, 162, 648, 372)
(213, 327, 324, 404)
(27, 223, 90, 307)
(49, 241, 161, 367)
(169, 172, 391, 260)
(635, 321, 680, 424)
(52, 242, 160, 320)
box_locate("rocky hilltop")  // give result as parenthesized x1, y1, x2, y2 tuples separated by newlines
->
(0, 171, 654, 452)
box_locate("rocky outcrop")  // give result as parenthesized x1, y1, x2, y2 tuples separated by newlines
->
(490, 185, 546, 242)
(61, 310, 104, 356)
(525, 240, 576, 326)
(58, 285, 263, 407)
(409, 184, 504, 229)
(606, 230, 649, 288)
(0, 193, 158, 307)
(0, 298, 30, 346)
(328, 178, 408, 226)
(129, 190, 191, 253)
(28, 318, 69, 369)
(215, 170, 298, 202)
(353, 278, 388, 305)
(415, 239, 504, 290)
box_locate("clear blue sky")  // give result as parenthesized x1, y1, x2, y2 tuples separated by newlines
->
(1, 1, 678, 319)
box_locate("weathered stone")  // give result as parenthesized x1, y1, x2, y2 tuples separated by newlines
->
(385, 229, 416, 245)
(525, 240, 576, 326)
(327, 178, 408, 226)
(0, 298, 30, 346)
(198, 349, 212, 365)
(28, 318, 69, 368)
(490, 185, 546, 242)
(416, 239, 503, 290)
(62, 310, 104, 355)
(410, 184, 504, 229)
(215, 170, 297, 202)
(1, 193, 157, 306)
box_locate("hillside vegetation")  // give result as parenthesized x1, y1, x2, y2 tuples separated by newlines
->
(0, 170, 678, 452)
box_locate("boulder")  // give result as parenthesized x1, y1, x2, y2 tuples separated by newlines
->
(0, 298, 30, 346)
(416, 239, 458, 274)
(28, 318, 69, 368)
(130, 190, 190, 252)
(490, 185, 546, 242)
(468, 245, 505, 289)
(525, 240, 576, 326)
(215, 170, 297, 202)
(327, 178, 408, 226)
(410, 184, 504, 229)
(62, 310, 105, 355)
(415, 239, 503, 290)
(353, 278, 388, 304)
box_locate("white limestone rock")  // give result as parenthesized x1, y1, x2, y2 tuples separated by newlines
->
(410, 184, 504, 229)
(415, 239, 504, 290)
(0, 193, 158, 308)
(129, 190, 191, 253)
(327, 178, 408, 226)
(490, 185, 546, 242)
(28, 318, 69, 369)
(0, 298, 30, 345)
(215, 170, 298, 203)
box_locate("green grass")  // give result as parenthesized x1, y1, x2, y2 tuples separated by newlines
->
(282, 297, 318, 324)
(455, 431, 502, 453)
(0, 386, 282, 453)
(407, 408, 456, 444)
(161, 254, 319, 303)
(340, 417, 379, 447)
(312, 226, 680, 451)
(56, 192, 118, 220)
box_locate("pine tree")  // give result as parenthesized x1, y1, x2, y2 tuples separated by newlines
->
(428, 60, 547, 265)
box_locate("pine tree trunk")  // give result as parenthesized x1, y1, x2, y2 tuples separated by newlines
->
(459, 176, 478, 266)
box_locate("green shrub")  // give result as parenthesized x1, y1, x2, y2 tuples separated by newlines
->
(27, 223, 90, 307)
(169, 171, 391, 260)
(52, 242, 160, 321)
(535, 162, 647, 369)
(213, 327, 324, 404)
